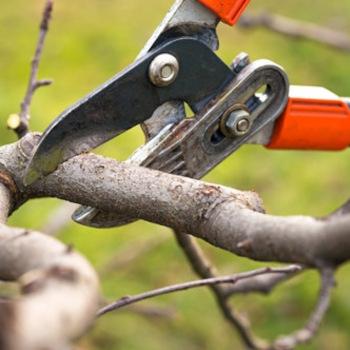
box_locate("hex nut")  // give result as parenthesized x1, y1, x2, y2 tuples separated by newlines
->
(220, 107, 252, 138)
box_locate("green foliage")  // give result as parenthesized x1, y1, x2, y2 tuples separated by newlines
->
(1, 0, 350, 349)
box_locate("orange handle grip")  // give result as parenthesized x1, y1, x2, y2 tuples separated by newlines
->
(197, 0, 251, 25)
(267, 86, 350, 151)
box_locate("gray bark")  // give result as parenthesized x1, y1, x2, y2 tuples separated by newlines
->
(1, 133, 349, 268)
(0, 171, 100, 350)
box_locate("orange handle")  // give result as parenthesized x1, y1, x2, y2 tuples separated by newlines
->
(267, 86, 350, 151)
(197, 0, 251, 25)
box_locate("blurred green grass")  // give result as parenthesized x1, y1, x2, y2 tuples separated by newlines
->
(1, 0, 350, 349)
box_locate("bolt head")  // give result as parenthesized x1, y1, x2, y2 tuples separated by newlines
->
(149, 54, 179, 87)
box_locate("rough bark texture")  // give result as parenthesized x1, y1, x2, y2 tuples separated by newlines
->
(0, 176, 100, 350)
(0, 131, 347, 349)
(1, 133, 349, 268)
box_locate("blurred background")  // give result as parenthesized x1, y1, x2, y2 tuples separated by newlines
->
(1, 0, 350, 349)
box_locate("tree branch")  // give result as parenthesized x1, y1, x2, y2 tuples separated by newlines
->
(9, 0, 54, 138)
(2, 133, 349, 268)
(274, 268, 335, 349)
(0, 179, 100, 350)
(98, 266, 300, 316)
(0, 134, 347, 348)
(0, 182, 11, 224)
(174, 231, 265, 349)
(224, 267, 303, 297)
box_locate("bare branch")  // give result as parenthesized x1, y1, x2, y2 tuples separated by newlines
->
(274, 268, 335, 349)
(2, 133, 350, 268)
(174, 231, 265, 349)
(239, 12, 350, 52)
(9, 0, 54, 138)
(0, 183, 11, 224)
(98, 266, 301, 316)
(34, 79, 54, 89)
(224, 266, 303, 297)
(0, 181, 100, 350)
(0, 134, 346, 348)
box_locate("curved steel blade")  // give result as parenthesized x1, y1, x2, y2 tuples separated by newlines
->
(72, 0, 222, 226)
(25, 37, 234, 185)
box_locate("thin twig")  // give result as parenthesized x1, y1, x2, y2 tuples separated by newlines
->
(97, 266, 301, 317)
(174, 231, 266, 350)
(239, 12, 350, 52)
(224, 266, 303, 297)
(274, 267, 335, 349)
(9, 0, 54, 138)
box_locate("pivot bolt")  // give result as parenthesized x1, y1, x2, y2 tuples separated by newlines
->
(149, 54, 179, 87)
(221, 107, 252, 138)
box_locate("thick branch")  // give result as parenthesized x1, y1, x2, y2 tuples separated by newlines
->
(2, 134, 349, 267)
(0, 180, 100, 350)
(0, 183, 11, 224)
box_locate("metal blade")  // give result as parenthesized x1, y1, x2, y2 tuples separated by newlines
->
(73, 0, 222, 227)
(25, 37, 234, 184)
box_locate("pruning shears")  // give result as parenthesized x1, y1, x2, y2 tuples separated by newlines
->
(25, 0, 350, 228)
